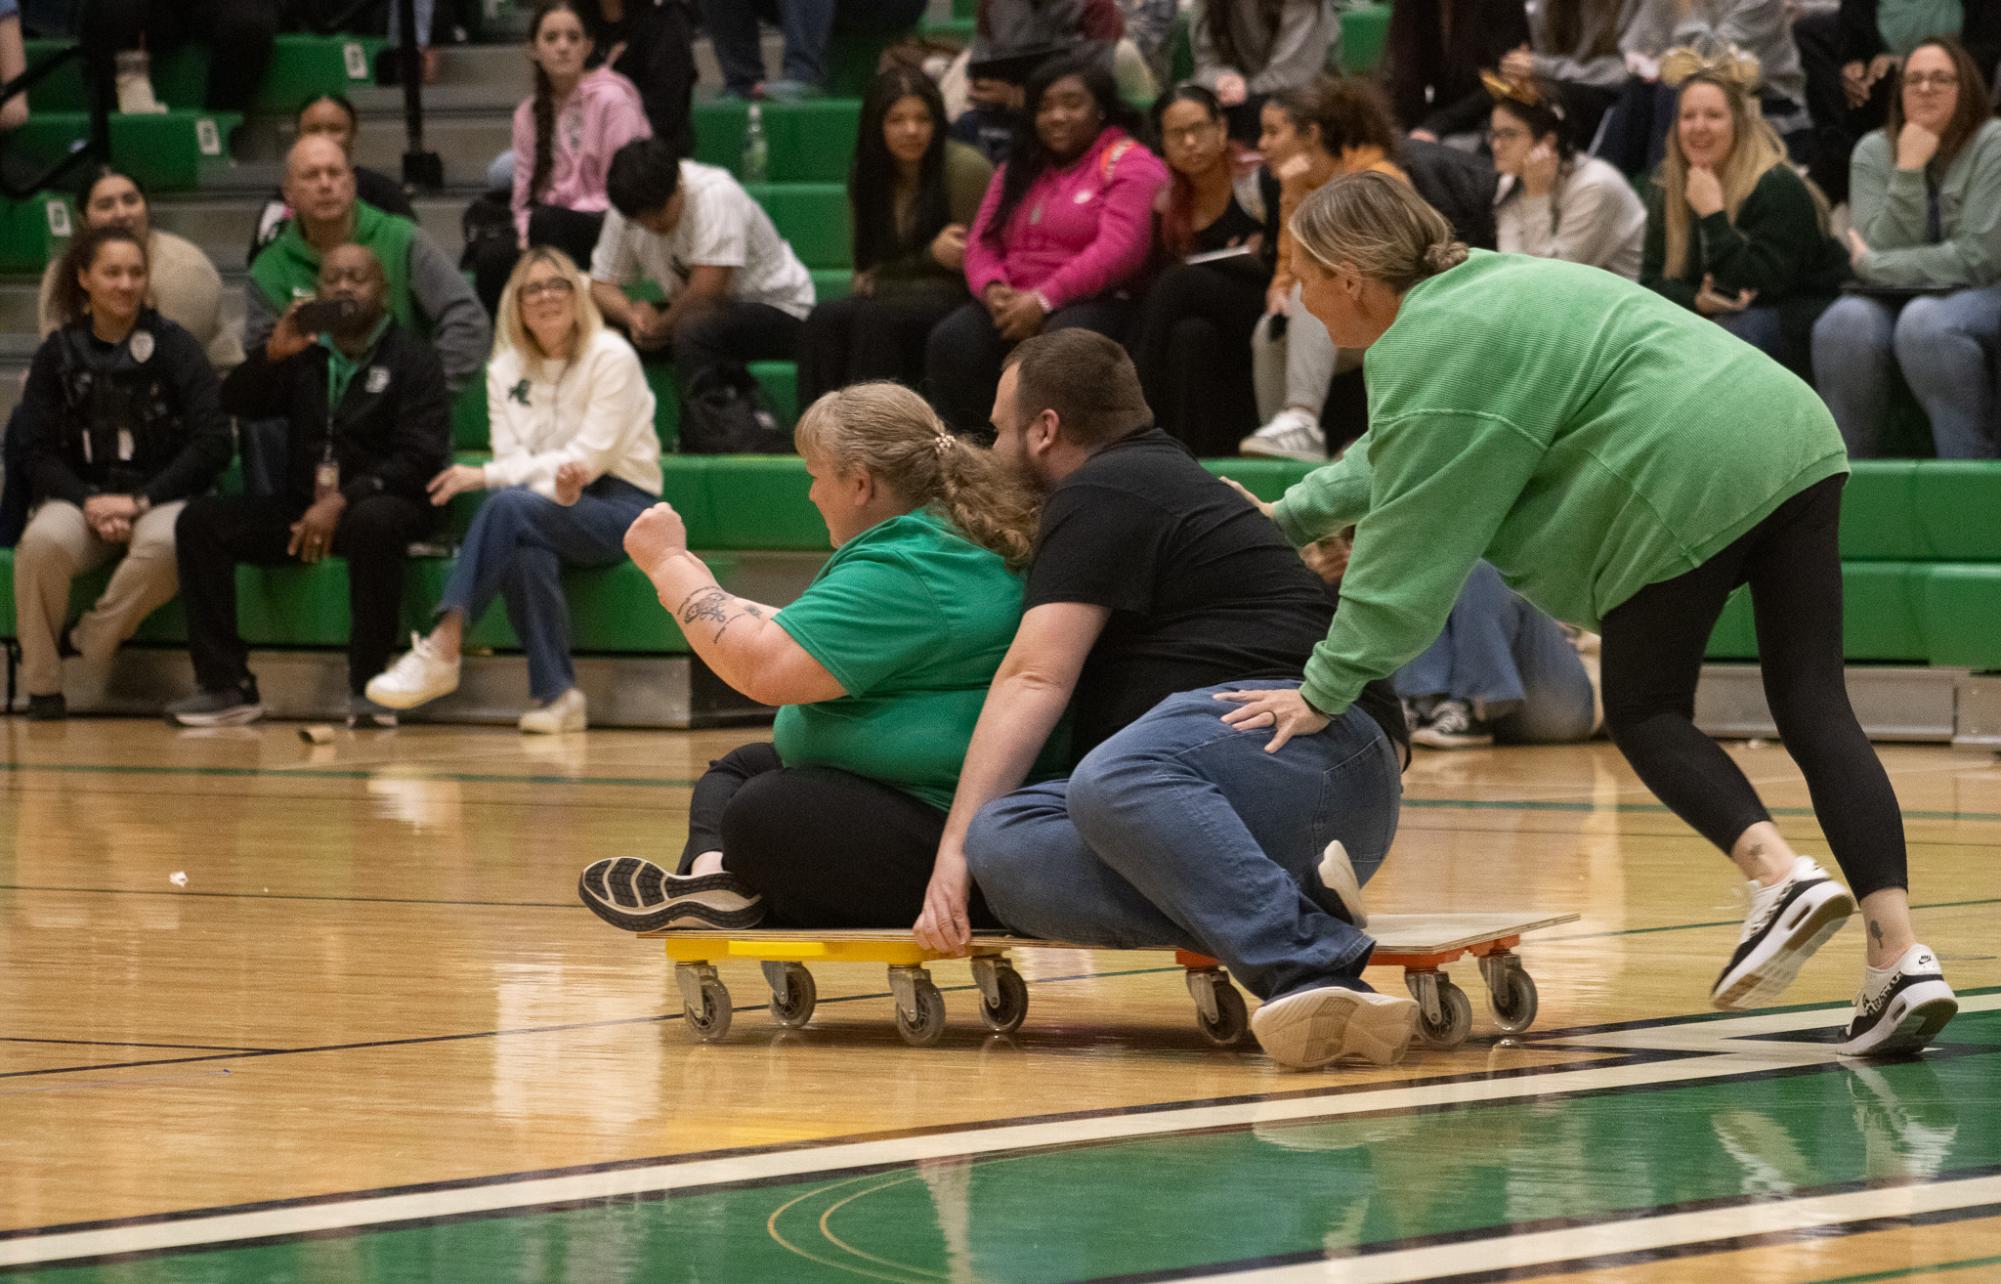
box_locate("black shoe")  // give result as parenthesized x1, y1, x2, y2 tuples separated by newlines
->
(577, 857, 766, 932)
(26, 693, 66, 721)
(165, 681, 265, 727)
(56, 623, 80, 661)
(347, 696, 400, 729)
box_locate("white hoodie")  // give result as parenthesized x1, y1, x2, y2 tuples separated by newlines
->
(481, 327, 662, 499)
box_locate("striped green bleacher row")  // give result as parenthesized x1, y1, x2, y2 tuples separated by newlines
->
(5, 11, 2001, 691)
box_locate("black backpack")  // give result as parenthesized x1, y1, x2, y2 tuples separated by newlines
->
(460, 188, 516, 272)
(677, 365, 793, 455)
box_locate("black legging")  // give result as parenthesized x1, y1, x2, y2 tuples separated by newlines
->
(81, 0, 276, 112)
(1599, 474, 1906, 899)
(678, 742, 1001, 930)
(1129, 260, 1266, 457)
(797, 287, 965, 406)
(472, 205, 606, 316)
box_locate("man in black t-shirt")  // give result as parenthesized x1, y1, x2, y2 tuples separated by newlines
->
(912, 330, 1417, 1071)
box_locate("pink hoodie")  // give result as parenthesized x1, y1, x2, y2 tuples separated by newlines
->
(510, 66, 651, 240)
(964, 127, 1169, 312)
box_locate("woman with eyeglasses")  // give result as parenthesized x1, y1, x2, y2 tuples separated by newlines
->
(1486, 76, 1645, 278)
(1813, 38, 2001, 460)
(364, 248, 661, 734)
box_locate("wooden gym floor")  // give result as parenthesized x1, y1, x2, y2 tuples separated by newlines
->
(3, 719, 1999, 1282)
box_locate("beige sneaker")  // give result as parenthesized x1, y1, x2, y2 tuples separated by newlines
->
(1250, 985, 1418, 1070)
(518, 688, 587, 735)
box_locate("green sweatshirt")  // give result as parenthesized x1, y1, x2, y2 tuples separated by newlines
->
(1271, 250, 1848, 717)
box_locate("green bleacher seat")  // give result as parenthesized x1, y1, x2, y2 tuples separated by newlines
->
(690, 99, 863, 184)
(1340, 4, 1393, 77)
(0, 194, 66, 274)
(19, 35, 379, 115)
(4, 110, 241, 192)
(744, 182, 852, 268)
(1924, 566, 2001, 669)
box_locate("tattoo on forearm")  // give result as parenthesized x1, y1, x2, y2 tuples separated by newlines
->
(677, 587, 764, 642)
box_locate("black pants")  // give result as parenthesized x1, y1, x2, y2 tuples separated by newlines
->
(680, 742, 1001, 930)
(81, 0, 276, 112)
(611, 0, 697, 158)
(1130, 261, 1266, 457)
(174, 492, 429, 696)
(925, 296, 1136, 436)
(1794, 12, 1891, 206)
(796, 287, 962, 405)
(652, 298, 803, 389)
(472, 205, 607, 317)
(1600, 474, 1906, 899)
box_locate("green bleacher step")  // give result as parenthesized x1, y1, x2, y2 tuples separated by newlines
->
(691, 99, 863, 184)
(18, 35, 379, 115)
(4, 110, 242, 192)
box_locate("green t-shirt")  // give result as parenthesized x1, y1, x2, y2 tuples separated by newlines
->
(772, 508, 1058, 811)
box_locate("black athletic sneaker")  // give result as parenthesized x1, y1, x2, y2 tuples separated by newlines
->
(26, 693, 66, 721)
(1837, 944, 1957, 1057)
(1711, 856, 1855, 1009)
(577, 856, 766, 932)
(165, 681, 265, 728)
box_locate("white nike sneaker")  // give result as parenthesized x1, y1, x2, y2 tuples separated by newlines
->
(1250, 985, 1417, 1069)
(1837, 944, 1958, 1058)
(1711, 856, 1855, 1009)
(518, 687, 587, 735)
(1239, 408, 1327, 462)
(365, 632, 461, 710)
(1317, 840, 1369, 929)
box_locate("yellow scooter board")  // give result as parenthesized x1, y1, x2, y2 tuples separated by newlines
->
(642, 911, 1577, 1049)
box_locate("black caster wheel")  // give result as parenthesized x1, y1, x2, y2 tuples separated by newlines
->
(1188, 969, 1251, 1047)
(896, 981, 948, 1047)
(765, 961, 818, 1029)
(1412, 977, 1472, 1048)
(685, 974, 733, 1042)
(1487, 966, 1539, 1035)
(978, 963, 1029, 1034)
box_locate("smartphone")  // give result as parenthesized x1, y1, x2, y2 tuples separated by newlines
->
(293, 297, 359, 334)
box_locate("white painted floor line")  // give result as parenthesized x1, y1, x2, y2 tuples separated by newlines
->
(2, 997, 1962, 1270)
(1205, 1173, 2001, 1284)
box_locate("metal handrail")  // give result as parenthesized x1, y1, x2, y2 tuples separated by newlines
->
(298, 0, 442, 191)
(0, 41, 113, 201)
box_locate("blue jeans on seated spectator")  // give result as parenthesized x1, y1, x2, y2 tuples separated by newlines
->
(1395, 561, 1596, 744)
(436, 477, 654, 702)
(1811, 285, 2001, 459)
(964, 681, 1401, 1002)
(699, 0, 927, 94)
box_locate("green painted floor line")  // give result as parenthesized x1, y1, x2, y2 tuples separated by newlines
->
(15, 1016, 1998, 1284)
(1814, 1252, 2001, 1283)
(0, 761, 701, 789)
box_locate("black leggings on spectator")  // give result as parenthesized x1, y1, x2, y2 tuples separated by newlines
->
(473, 205, 606, 316)
(1599, 475, 1906, 899)
(1130, 261, 1266, 457)
(81, 0, 276, 111)
(678, 742, 1001, 930)
(797, 288, 964, 405)
(925, 296, 1135, 436)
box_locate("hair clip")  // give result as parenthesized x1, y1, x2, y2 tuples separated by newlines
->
(1659, 42, 1763, 91)
(1480, 70, 1566, 118)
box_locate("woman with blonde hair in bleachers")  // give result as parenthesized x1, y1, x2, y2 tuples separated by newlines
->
(365, 247, 660, 734)
(577, 381, 1061, 931)
(1639, 46, 1846, 378)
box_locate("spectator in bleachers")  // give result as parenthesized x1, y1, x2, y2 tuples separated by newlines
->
(947, 45, 1035, 168)
(1117, 0, 1180, 91)
(37, 166, 244, 371)
(1589, 0, 1811, 175)
(926, 52, 1168, 436)
(0, 0, 28, 131)
(1486, 75, 1645, 278)
(248, 136, 489, 393)
(576, 381, 1055, 931)
(80, 0, 274, 115)
(1188, 0, 1341, 143)
(365, 249, 661, 733)
(1503, 0, 1633, 145)
(588, 137, 815, 427)
(1129, 85, 1275, 455)
(798, 69, 993, 404)
(385, 0, 441, 86)
(1385, 0, 1530, 145)
(11, 228, 230, 721)
(249, 96, 417, 266)
(1795, 1, 2001, 204)
(1241, 77, 1406, 461)
(574, 0, 697, 157)
(699, 0, 928, 101)
(1813, 38, 2001, 460)
(472, 0, 652, 317)
(969, 1, 1160, 114)
(1639, 47, 1846, 379)
(167, 245, 451, 728)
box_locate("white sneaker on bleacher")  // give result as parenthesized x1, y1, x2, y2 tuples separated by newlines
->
(1240, 409, 1327, 462)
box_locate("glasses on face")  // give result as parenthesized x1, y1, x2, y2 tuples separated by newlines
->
(520, 277, 576, 302)
(1162, 122, 1220, 145)
(1904, 72, 1959, 90)
(1489, 126, 1529, 145)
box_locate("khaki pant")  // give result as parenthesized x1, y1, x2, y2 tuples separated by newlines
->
(13, 498, 186, 696)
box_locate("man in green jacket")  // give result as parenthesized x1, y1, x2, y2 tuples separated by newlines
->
(1222, 172, 1956, 1058)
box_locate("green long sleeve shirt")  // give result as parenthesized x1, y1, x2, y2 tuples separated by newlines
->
(1849, 120, 2001, 290)
(1271, 250, 1849, 717)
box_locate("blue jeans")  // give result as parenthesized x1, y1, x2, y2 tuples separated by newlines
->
(385, 0, 433, 48)
(1395, 562, 1596, 744)
(436, 478, 653, 702)
(964, 681, 1402, 1001)
(698, 0, 926, 92)
(1812, 286, 2001, 459)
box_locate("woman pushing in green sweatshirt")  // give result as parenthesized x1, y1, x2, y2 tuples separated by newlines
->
(1220, 171, 1955, 1058)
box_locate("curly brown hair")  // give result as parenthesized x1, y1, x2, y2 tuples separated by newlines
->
(53, 226, 148, 328)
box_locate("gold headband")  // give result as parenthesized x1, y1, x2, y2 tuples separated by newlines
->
(1659, 43, 1763, 92)
(1481, 70, 1567, 120)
